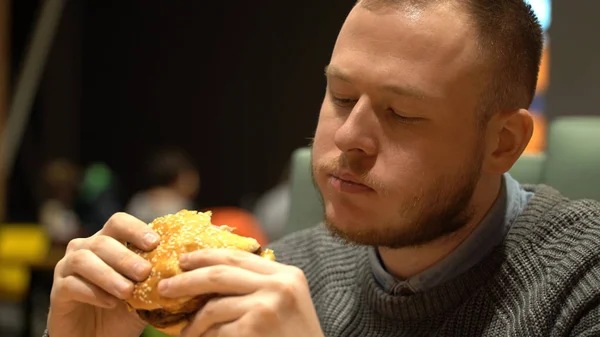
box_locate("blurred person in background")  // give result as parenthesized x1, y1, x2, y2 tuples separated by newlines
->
(252, 162, 291, 242)
(75, 162, 123, 236)
(38, 158, 83, 244)
(125, 147, 200, 224)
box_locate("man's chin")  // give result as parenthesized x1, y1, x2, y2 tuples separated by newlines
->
(323, 218, 386, 246)
(322, 216, 465, 249)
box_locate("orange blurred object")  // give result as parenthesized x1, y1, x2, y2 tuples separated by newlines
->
(524, 114, 547, 154)
(536, 45, 550, 95)
(206, 207, 270, 247)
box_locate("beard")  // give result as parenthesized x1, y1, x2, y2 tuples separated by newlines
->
(312, 149, 483, 249)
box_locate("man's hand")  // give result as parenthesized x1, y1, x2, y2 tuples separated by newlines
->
(158, 249, 324, 337)
(47, 213, 159, 337)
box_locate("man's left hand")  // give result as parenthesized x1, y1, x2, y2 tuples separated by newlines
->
(158, 249, 324, 337)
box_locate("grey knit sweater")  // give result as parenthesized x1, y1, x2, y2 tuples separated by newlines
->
(268, 185, 600, 336)
(43, 185, 600, 337)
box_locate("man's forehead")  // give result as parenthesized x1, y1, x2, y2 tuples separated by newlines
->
(333, 4, 482, 78)
(329, 3, 485, 114)
(357, 0, 458, 20)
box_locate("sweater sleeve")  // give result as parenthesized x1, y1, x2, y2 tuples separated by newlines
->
(570, 303, 600, 337)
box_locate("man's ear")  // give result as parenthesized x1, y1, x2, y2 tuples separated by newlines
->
(483, 109, 534, 174)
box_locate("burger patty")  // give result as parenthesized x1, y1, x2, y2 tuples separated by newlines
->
(137, 308, 195, 328)
(136, 294, 217, 328)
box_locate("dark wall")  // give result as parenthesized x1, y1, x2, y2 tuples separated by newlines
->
(79, 1, 352, 209)
(5, 0, 348, 218)
(8, 0, 83, 221)
(546, 1, 600, 119)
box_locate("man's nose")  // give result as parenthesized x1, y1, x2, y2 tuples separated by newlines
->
(333, 96, 378, 157)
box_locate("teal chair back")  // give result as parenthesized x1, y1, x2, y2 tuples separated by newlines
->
(287, 147, 324, 235)
(286, 116, 600, 235)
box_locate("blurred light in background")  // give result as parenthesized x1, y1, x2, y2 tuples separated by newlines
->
(526, 0, 552, 32)
(524, 0, 552, 154)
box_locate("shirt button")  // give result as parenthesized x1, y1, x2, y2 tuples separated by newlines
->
(392, 286, 414, 296)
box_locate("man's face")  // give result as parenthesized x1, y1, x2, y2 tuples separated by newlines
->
(312, 3, 489, 248)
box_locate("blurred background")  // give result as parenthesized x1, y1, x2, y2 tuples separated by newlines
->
(1, 0, 599, 336)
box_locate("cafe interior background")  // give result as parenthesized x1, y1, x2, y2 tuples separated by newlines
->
(1, 0, 599, 336)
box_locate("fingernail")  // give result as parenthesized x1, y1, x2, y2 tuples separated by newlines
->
(158, 279, 170, 293)
(117, 281, 131, 296)
(144, 232, 159, 246)
(134, 262, 149, 277)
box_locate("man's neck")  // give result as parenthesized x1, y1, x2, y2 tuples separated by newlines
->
(378, 176, 502, 280)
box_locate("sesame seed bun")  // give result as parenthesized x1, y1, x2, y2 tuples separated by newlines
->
(125, 209, 275, 335)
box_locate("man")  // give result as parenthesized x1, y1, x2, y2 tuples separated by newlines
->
(44, 0, 600, 336)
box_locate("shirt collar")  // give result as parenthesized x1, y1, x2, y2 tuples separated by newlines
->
(369, 173, 531, 295)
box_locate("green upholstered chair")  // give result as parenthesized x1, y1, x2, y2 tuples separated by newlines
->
(285, 116, 600, 235)
(542, 117, 600, 200)
(286, 147, 325, 236)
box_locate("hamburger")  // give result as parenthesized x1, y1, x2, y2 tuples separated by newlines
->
(125, 209, 275, 336)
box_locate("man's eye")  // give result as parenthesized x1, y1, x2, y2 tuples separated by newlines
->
(330, 96, 357, 108)
(389, 108, 420, 123)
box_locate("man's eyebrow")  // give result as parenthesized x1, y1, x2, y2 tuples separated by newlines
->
(324, 65, 430, 101)
(324, 65, 352, 83)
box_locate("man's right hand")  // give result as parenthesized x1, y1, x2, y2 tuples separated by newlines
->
(47, 213, 160, 337)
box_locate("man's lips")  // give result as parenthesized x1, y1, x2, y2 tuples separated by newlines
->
(328, 173, 374, 193)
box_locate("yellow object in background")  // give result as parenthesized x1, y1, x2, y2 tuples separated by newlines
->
(0, 265, 30, 301)
(0, 225, 50, 263)
(0, 224, 50, 300)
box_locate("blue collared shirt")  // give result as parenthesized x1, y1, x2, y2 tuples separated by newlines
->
(369, 173, 533, 295)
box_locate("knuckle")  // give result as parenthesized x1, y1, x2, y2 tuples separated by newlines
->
(69, 249, 91, 270)
(58, 275, 78, 295)
(206, 265, 228, 283)
(269, 267, 307, 307)
(239, 312, 269, 335)
(253, 300, 277, 318)
(286, 265, 307, 283)
(105, 212, 128, 229)
(224, 250, 246, 266)
(89, 235, 110, 252)
(53, 259, 66, 279)
(66, 238, 85, 253)
(272, 278, 297, 303)
(199, 299, 219, 318)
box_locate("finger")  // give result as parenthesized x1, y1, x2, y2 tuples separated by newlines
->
(62, 249, 134, 300)
(181, 323, 226, 337)
(194, 321, 248, 337)
(180, 248, 279, 274)
(181, 296, 247, 336)
(101, 212, 160, 251)
(53, 274, 119, 309)
(159, 265, 264, 298)
(66, 238, 86, 254)
(87, 235, 152, 282)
